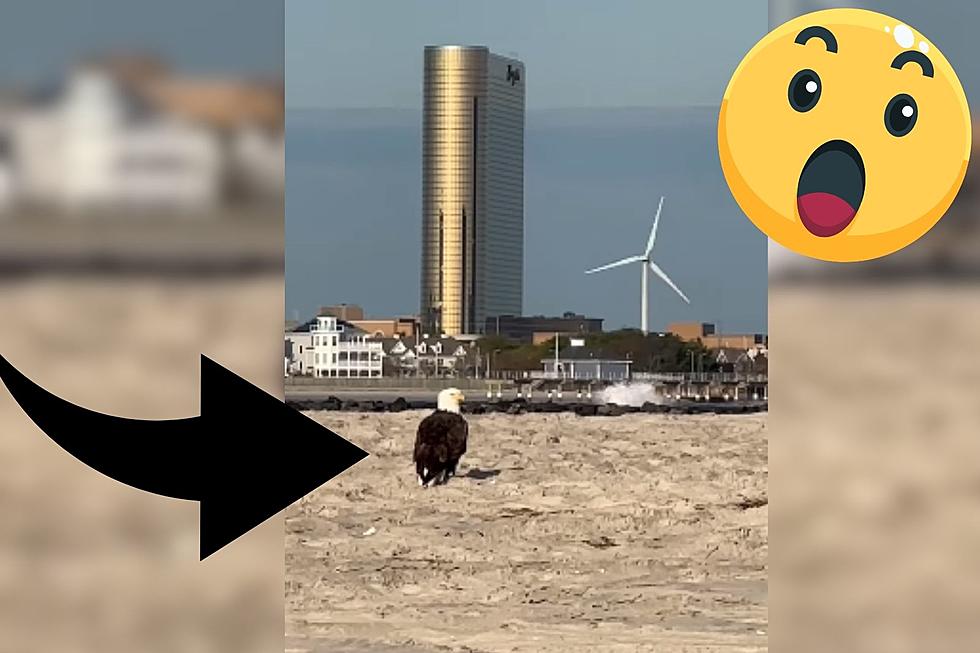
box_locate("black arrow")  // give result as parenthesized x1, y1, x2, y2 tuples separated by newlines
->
(0, 353, 367, 560)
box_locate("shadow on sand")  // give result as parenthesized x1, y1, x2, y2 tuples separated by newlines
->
(463, 468, 501, 481)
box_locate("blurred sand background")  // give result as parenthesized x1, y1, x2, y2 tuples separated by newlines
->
(771, 281, 980, 652)
(286, 411, 768, 652)
(0, 234, 286, 653)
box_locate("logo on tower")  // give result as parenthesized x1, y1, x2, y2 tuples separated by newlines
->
(507, 65, 521, 86)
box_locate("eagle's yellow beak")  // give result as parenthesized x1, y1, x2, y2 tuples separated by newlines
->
(457, 393, 465, 403)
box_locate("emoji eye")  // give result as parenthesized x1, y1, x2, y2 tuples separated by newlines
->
(885, 94, 918, 137)
(788, 69, 821, 112)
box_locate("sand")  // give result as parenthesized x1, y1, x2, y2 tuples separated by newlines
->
(0, 275, 285, 653)
(286, 411, 768, 653)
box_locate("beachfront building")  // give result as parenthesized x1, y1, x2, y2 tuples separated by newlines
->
(375, 335, 470, 377)
(309, 316, 382, 378)
(420, 46, 526, 336)
(541, 353, 632, 381)
(284, 330, 313, 376)
(13, 65, 222, 212)
(416, 336, 469, 376)
(715, 347, 768, 375)
(5, 54, 283, 215)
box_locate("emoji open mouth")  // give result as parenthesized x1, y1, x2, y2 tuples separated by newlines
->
(796, 140, 866, 237)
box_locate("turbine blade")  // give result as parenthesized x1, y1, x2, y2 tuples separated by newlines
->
(584, 255, 644, 274)
(649, 261, 690, 304)
(645, 196, 664, 257)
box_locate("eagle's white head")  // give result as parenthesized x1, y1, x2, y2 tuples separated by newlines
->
(437, 387, 465, 414)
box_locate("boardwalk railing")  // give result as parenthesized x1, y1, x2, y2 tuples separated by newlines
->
(632, 372, 768, 384)
(525, 371, 768, 383)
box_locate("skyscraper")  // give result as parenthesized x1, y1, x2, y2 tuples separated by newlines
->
(420, 45, 525, 336)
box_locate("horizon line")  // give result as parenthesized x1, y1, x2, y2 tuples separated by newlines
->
(287, 103, 721, 112)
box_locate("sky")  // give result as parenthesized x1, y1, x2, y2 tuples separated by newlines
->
(0, 0, 282, 82)
(286, 0, 771, 333)
(287, 0, 768, 110)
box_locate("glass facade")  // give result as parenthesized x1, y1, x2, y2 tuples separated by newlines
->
(420, 46, 525, 335)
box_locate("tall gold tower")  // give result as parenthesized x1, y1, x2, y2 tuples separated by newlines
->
(420, 46, 525, 336)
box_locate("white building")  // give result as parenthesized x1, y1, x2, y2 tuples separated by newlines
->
(284, 331, 313, 376)
(310, 316, 382, 378)
(11, 66, 258, 211)
(12, 67, 222, 213)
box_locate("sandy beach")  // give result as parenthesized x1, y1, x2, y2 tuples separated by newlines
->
(286, 411, 768, 652)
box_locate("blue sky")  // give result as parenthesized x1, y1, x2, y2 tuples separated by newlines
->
(287, 0, 767, 109)
(0, 0, 281, 82)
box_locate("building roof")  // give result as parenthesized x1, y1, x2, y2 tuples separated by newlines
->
(374, 337, 411, 354)
(288, 316, 368, 337)
(715, 347, 745, 361)
(137, 77, 283, 131)
(417, 336, 467, 353)
(67, 53, 282, 132)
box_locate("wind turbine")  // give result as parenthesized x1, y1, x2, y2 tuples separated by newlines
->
(584, 196, 691, 335)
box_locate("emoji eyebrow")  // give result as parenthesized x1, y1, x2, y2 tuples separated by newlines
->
(891, 50, 935, 78)
(794, 26, 838, 53)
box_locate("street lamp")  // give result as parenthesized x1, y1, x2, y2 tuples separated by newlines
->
(488, 348, 501, 379)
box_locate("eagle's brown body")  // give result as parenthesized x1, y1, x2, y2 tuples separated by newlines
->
(413, 409, 468, 487)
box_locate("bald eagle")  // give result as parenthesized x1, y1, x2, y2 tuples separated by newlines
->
(414, 388, 467, 487)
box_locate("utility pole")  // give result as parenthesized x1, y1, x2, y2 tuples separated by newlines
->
(554, 332, 560, 380)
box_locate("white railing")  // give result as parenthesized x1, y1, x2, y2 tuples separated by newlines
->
(632, 372, 767, 383)
(524, 371, 768, 383)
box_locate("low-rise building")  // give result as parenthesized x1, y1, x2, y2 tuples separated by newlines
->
(485, 312, 603, 343)
(415, 336, 469, 376)
(318, 304, 365, 321)
(376, 337, 419, 376)
(372, 334, 469, 377)
(283, 330, 313, 376)
(349, 316, 419, 339)
(285, 315, 382, 378)
(715, 347, 768, 375)
(310, 315, 382, 378)
(2, 54, 283, 215)
(668, 321, 768, 350)
(541, 351, 632, 381)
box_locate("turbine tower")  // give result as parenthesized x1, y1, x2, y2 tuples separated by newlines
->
(584, 196, 690, 335)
